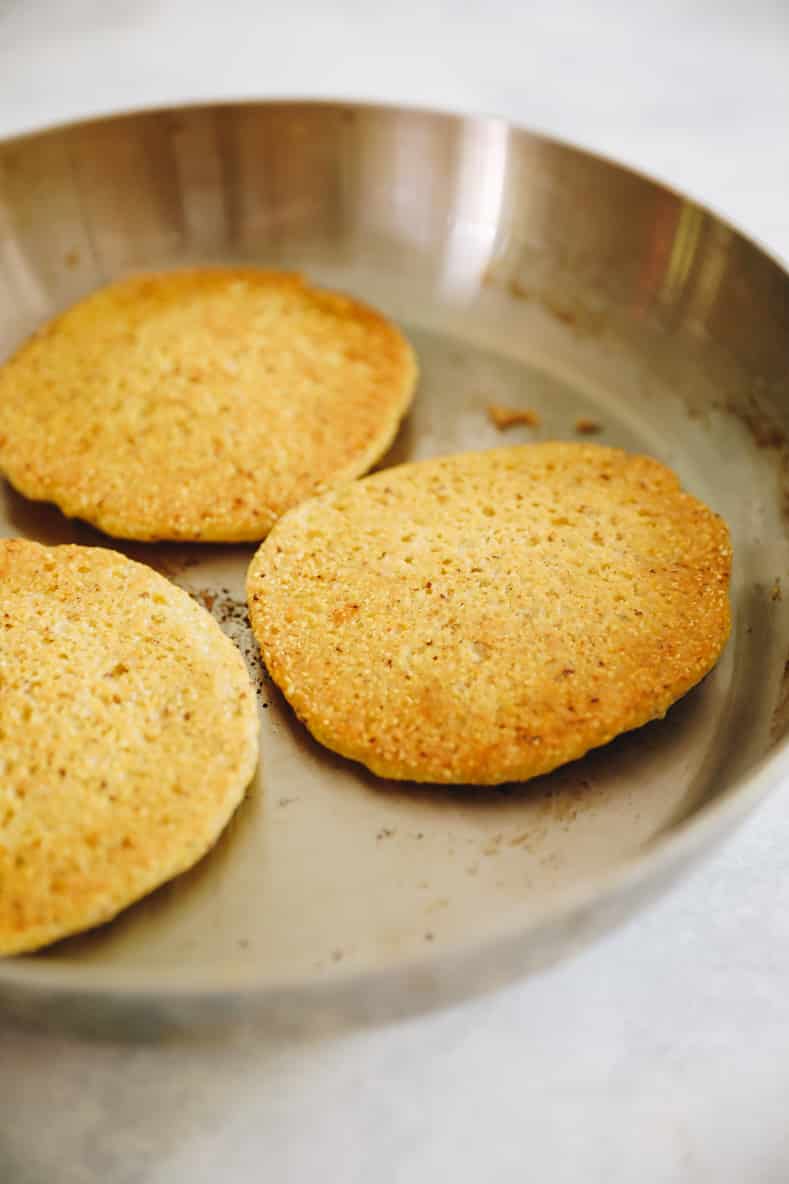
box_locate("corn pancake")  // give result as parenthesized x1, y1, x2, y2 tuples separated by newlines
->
(0, 269, 417, 541)
(0, 539, 259, 954)
(247, 442, 732, 785)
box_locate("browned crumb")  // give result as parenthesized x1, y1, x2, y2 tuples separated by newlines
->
(575, 418, 603, 435)
(545, 301, 576, 326)
(487, 404, 541, 431)
(508, 279, 530, 300)
(725, 398, 787, 450)
(772, 578, 782, 603)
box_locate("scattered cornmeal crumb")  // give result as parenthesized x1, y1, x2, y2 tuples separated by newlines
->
(487, 404, 541, 430)
(575, 418, 603, 435)
(771, 578, 782, 603)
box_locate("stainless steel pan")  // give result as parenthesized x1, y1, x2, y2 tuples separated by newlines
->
(1, 100, 787, 1038)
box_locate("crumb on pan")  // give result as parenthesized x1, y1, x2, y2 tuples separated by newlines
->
(575, 418, 603, 435)
(487, 404, 542, 430)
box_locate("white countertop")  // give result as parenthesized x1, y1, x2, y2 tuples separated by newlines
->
(2, 3, 789, 1181)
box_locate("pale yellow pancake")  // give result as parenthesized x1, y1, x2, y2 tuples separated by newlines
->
(0, 539, 259, 954)
(0, 269, 417, 541)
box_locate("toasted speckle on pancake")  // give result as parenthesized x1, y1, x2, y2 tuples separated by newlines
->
(247, 442, 732, 785)
(0, 269, 417, 542)
(0, 539, 259, 955)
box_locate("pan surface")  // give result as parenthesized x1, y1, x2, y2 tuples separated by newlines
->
(1, 100, 788, 1038)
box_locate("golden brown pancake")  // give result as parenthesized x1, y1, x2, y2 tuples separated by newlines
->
(0, 269, 417, 541)
(247, 442, 731, 784)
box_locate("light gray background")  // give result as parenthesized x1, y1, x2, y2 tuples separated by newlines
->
(1, 2, 788, 1181)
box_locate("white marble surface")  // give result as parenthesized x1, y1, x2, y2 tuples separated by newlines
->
(1, 2, 789, 1181)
